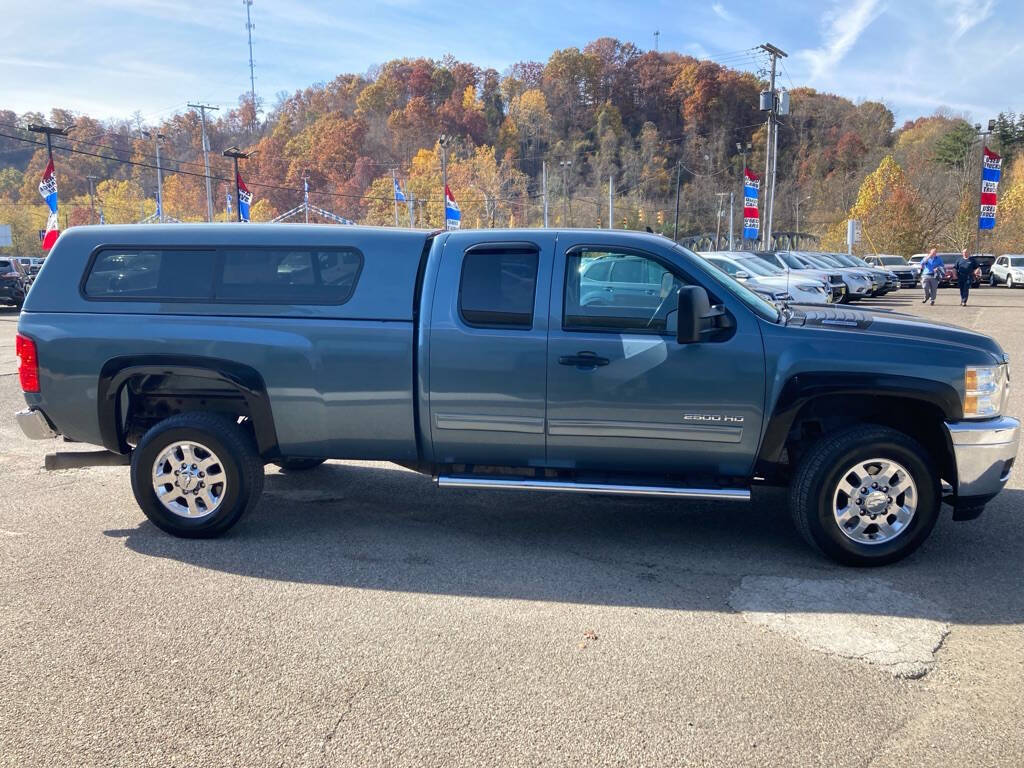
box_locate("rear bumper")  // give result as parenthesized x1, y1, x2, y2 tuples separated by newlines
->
(15, 408, 58, 440)
(945, 416, 1019, 499)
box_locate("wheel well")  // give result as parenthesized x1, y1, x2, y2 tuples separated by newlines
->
(760, 394, 955, 486)
(122, 372, 252, 445)
(98, 357, 280, 458)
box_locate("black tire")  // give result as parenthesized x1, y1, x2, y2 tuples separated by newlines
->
(789, 425, 941, 566)
(273, 457, 326, 471)
(990, 274, 997, 287)
(130, 412, 264, 538)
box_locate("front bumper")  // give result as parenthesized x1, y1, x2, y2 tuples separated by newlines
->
(945, 416, 1019, 501)
(15, 408, 58, 440)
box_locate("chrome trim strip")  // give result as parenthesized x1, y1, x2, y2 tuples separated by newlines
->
(433, 413, 545, 434)
(547, 419, 742, 443)
(436, 475, 750, 501)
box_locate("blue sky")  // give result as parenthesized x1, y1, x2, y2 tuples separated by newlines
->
(0, 0, 1020, 125)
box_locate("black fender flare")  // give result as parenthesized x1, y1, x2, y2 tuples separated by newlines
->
(97, 355, 280, 457)
(756, 372, 961, 471)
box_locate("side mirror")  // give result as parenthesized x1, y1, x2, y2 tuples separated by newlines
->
(735, 270, 750, 280)
(676, 285, 711, 344)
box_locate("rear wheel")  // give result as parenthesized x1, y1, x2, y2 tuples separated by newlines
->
(130, 412, 264, 538)
(790, 425, 941, 566)
(273, 457, 326, 472)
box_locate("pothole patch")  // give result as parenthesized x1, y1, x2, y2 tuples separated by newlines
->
(729, 576, 950, 679)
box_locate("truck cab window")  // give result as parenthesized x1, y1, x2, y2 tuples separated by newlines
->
(458, 247, 539, 329)
(564, 248, 685, 333)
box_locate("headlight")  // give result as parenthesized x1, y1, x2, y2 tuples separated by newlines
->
(1014, 270, 1024, 279)
(963, 364, 1009, 418)
(795, 283, 820, 292)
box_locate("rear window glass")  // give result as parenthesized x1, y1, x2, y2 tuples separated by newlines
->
(84, 250, 215, 299)
(83, 247, 362, 304)
(218, 249, 361, 303)
(459, 246, 539, 329)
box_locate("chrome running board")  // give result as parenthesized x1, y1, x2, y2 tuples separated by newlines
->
(435, 475, 750, 501)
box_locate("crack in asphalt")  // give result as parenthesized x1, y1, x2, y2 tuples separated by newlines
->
(319, 678, 371, 763)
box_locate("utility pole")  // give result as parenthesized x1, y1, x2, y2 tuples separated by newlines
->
(302, 173, 310, 224)
(542, 160, 549, 227)
(672, 162, 682, 241)
(609, 176, 614, 229)
(653, 30, 660, 51)
(975, 118, 997, 254)
(715, 192, 728, 248)
(244, 0, 257, 131)
(86, 176, 99, 224)
(758, 43, 787, 250)
(188, 103, 219, 222)
(143, 131, 165, 221)
(223, 146, 251, 222)
(559, 159, 572, 226)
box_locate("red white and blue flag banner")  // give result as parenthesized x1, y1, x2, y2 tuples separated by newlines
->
(979, 147, 1002, 230)
(38, 158, 59, 250)
(742, 167, 760, 240)
(444, 184, 461, 230)
(237, 172, 252, 222)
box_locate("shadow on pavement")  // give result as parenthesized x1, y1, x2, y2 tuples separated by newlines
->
(105, 461, 1024, 623)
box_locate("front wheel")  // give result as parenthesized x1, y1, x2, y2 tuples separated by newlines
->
(789, 425, 941, 566)
(1007, 275, 1014, 289)
(130, 412, 264, 538)
(990, 273, 998, 287)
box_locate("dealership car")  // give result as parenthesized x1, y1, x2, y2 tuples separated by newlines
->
(749, 251, 848, 302)
(989, 254, 1024, 287)
(789, 252, 877, 300)
(826, 252, 897, 296)
(0, 258, 29, 308)
(701, 251, 832, 304)
(864, 254, 918, 288)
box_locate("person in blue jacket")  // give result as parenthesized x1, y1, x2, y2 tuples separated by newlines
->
(920, 249, 945, 305)
(953, 249, 981, 306)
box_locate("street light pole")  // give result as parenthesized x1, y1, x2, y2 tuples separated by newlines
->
(975, 118, 997, 255)
(222, 146, 251, 222)
(559, 160, 572, 226)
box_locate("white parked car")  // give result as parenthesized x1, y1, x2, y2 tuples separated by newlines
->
(990, 254, 1024, 288)
(700, 251, 832, 304)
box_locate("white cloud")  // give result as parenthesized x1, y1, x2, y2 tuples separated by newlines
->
(798, 0, 886, 78)
(945, 0, 995, 39)
(711, 2, 733, 22)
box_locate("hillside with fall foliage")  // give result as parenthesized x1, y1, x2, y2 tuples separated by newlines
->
(2, 38, 1024, 257)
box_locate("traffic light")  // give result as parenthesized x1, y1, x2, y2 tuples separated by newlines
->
(656, 210, 664, 226)
(638, 208, 645, 223)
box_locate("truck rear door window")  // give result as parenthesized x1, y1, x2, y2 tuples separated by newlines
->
(84, 249, 215, 299)
(217, 249, 362, 304)
(458, 246, 539, 329)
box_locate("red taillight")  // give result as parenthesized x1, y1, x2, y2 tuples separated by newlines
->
(15, 333, 39, 393)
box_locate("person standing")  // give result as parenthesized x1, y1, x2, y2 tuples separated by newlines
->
(954, 249, 980, 306)
(920, 248, 944, 305)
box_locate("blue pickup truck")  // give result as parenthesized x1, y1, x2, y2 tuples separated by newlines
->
(14, 225, 1019, 565)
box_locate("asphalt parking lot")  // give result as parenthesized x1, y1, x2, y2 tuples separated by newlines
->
(2, 285, 1023, 767)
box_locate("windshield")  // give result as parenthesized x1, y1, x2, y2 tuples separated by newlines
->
(878, 256, 907, 265)
(829, 253, 860, 267)
(801, 253, 839, 268)
(776, 251, 810, 269)
(674, 245, 781, 323)
(735, 257, 783, 277)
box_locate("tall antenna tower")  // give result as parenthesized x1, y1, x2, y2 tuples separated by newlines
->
(244, 0, 257, 130)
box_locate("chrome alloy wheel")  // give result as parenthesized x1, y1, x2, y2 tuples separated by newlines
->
(151, 440, 228, 519)
(832, 458, 917, 545)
